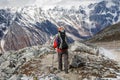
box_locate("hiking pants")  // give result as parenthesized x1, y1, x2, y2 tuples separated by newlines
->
(58, 50, 68, 73)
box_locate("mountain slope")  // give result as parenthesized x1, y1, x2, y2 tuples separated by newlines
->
(87, 22, 120, 42)
(0, 0, 120, 51)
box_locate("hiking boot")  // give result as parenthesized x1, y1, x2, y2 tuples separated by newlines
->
(64, 69, 68, 74)
(65, 71, 69, 74)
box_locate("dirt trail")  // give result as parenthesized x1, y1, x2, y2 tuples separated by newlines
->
(19, 53, 79, 80)
(40, 53, 79, 80)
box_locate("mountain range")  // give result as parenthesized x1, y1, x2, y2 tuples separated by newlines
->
(0, 0, 120, 51)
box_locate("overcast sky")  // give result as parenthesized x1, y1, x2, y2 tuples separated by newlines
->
(0, 0, 34, 8)
(0, 0, 103, 9)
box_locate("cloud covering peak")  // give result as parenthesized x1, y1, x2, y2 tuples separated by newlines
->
(0, 0, 102, 9)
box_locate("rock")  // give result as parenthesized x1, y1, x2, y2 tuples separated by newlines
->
(104, 73, 117, 78)
(70, 41, 98, 55)
(8, 74, 24, 80)
(21, 52, 34, 62)
(7, 53, 17, 60)
(20, 74, 33, 80)
(15, 58, 26, 71)
(39, 74, 62, 80)
(9, 74, 62, 80)
(8, 75, 18, 80)
(1, 71, 13, 80)
(2, 51, 11, 60)
(3, 67, 15, 74)
(40, 47, 51, 54)
(9, 60, 16, 68)
(70, 55, 85, 68)
(0, 53, 2, 56)
(0, 72, 7, 80)
(45, 66, 57, 74)
(0, 61, 10, 69)
(0, 57, 5, 64)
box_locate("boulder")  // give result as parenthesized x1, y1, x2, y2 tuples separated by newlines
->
(70, 41, 99, 55)
(3, 67, 15, 74)
(70, 55, 85, 68)
(39, 74, 62, 80)
(0, 61, 10, 69)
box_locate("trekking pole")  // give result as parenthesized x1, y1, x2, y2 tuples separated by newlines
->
(52, 51, 54, 68)
(51, 48, 55, 74)
(50, 36, 54, 69)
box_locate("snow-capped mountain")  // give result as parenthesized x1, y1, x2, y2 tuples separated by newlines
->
(0, 0, 120, 51)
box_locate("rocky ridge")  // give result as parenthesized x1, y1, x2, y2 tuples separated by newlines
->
(0, 41, 120, 80)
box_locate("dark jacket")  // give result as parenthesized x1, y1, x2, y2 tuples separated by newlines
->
(53, 35, 68, 53)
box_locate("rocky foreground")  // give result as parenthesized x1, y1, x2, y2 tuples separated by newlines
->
(0, 41, 120, 80)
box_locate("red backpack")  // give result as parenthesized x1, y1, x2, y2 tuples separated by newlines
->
(53, 35, 59, 48)
(53, 32, 68, 49)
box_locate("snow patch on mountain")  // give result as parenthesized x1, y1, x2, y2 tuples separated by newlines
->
(106, 0, 115, 8)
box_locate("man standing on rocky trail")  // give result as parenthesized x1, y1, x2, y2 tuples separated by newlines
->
(53, 27, 69, 74)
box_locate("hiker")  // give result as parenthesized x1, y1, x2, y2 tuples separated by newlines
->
(53, 26, 69, 74)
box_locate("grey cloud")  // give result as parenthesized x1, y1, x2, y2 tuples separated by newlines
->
(0, 0, 35, 8)
(0, 0, 103, 9)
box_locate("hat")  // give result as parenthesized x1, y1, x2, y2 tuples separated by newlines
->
(58, 27, 65, 32)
